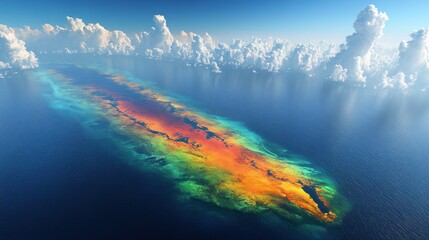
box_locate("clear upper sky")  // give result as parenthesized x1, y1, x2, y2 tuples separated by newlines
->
(2, 0, 428, 46)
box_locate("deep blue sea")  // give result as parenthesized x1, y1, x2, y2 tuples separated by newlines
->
(1, 55, 428, 239)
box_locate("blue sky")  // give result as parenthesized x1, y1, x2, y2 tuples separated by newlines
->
(2, 0, 429, 45)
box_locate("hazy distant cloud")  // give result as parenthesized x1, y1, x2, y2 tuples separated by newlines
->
(0, 24, 38, 71)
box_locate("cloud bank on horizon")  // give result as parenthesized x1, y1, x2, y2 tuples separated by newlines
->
(1, 4, 428, 90)
(0, 24, 38, 78)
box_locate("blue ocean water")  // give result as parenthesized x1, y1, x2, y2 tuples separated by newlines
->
(1, 55, 428, 239)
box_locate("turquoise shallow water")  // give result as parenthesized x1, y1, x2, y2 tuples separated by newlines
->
(1, 55, 428, 239)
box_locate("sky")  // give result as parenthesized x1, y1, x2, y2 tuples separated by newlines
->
(1, 0, 429, 46)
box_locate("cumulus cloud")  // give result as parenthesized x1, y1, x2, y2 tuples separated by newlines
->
(398, 29, 429, 73)
(391, 29, 429, 88)
(330, 64, 348, 82)
(379, 71, 414, 90)
(17, 17, 134, 55)
(210, 38, 292, 72)
(9, 7, 387, 78)
(133, 15, 174, 56)
(210, 62, 221, 73)
(190, 34, 213, 65)
(287, 42, 337, 74)
(4, 4, 429, 91)
(374, 28, 429, 90)
(0, 24, 38, 71)
(327, 4, 388, 82)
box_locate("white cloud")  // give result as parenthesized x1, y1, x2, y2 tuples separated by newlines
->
(133, 15, 174, 55)
(390, 29, 429, 88)
(376, 28, 429, 90)
(17, 17, 134, 55)
(327, 4, 388, 82)
(379, 71, 415, 90)
(0, 24, 38, 71)
(191, 34, 213, 65)
(397, 29, 429, 74)
(287, 42, 337, 74)
(330, 64, 348, 82)
(109, 30, 134, 54)
(211, 38, 292, 72)
(4, 5, 429, 91)
(210, 62, 221, 73)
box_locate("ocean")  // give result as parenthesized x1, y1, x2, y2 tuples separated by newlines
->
(1, 55, 428, 239)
